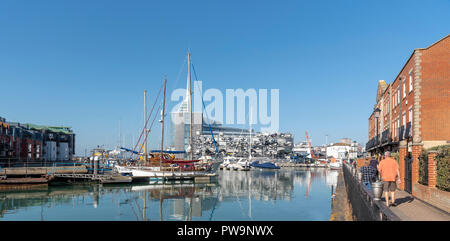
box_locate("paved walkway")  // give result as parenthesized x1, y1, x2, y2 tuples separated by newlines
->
(381, 189, 450, 221)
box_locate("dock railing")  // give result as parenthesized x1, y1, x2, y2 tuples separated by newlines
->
(343, 162, 401, 221)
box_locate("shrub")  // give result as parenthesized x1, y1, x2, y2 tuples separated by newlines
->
(426, 145, 450, 192)
(435, 147, 450, 192)
(418, 151, 428, 186)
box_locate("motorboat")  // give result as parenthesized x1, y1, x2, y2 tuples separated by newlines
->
(329, 162, 342, 170)
(250, 160, 280, 169)
(220, 157, 236, 170)
(230, 158, 251, 171)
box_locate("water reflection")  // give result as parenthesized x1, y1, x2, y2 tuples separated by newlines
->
(0, 168, 339, 221)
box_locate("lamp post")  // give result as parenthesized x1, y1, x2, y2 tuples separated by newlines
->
(374, 108, 381, 159)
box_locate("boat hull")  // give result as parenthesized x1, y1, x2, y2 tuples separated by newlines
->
(250, 162, 280, 169)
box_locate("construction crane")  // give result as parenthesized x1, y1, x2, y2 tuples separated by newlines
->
(305, 131, 319, 160)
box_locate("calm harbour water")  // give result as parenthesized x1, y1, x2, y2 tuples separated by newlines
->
(0, 168, 338, 221)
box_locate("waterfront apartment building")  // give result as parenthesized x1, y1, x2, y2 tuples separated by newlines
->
(0, 116, 75, 163)
(366, 35, 450, 193)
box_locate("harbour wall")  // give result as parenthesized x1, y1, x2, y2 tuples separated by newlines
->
(342, 163, 401, 221)
(329, 170, 353, 221)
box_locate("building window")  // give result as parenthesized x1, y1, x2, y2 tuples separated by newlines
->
(403, 82, 406, 98)
(409, 107, 413, 123)
(397, 89, 400, 104)
(402, 113, 406, 126)
(394, 120, 397, 137)
(409, 71, 413, 93)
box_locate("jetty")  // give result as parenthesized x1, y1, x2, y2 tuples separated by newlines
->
(0, 162, 132, 187)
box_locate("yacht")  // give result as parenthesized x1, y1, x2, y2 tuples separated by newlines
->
(229, 158, 251, 171)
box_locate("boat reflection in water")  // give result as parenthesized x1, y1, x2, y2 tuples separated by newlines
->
(0, 168, 339, 221)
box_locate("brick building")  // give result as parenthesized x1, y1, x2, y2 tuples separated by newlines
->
(366, 34, 450, 194)
(0, 116, 75, 164)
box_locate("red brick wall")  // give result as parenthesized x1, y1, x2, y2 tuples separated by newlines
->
(368, 114, 375, 140)
(420, 36, 450, 141)
(400, 55, 415, 134)
(399, 146, 407, 190)
(411, 144, 422, 195)
(391, 75, 401, 142)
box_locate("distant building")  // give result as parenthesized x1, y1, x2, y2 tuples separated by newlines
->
(339, 138, 352, 145)
(326, 143, 351, 160)
(326, 139, 359, 160)
(0, 116, 75, 163)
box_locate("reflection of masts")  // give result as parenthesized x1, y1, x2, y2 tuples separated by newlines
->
(143, 190, 147, 221)
(159, 190, 162, 221)
(188, 184, 194, 221)
(248, 172, 252, 219)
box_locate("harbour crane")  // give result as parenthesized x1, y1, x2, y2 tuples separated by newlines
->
(305, 131, 319, 160)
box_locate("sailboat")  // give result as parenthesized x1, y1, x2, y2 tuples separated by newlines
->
(116, 52, 222, 180)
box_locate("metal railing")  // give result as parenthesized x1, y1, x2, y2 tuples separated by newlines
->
(343, 163, 401, 221)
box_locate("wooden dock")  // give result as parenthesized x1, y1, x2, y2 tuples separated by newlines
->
(51, 173, 132, 184)
(0, 177, 49, 184)
(0, 177, 51, 190)
(0, 165, 88, 176)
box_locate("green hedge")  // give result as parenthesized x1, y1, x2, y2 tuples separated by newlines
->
(419, 151, 428, 186)
(425, 145, 450, 192)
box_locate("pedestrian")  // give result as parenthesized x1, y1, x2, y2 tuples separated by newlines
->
(369, 159, 379, 181)
(360, 160, 377, 191)
(378, 151, 401, 207)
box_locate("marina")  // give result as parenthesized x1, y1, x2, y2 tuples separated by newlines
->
(0, 168, 339, 221)
(1, 1, 449, 225)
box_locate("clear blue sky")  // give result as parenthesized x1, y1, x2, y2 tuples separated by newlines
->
(1, 0, 449, 155)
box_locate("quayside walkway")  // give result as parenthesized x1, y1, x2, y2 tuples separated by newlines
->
(387, 189, 450, 221)
(343, 163, 450, 221)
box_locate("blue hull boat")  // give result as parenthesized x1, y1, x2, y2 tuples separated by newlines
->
(250, 161, 280, 169)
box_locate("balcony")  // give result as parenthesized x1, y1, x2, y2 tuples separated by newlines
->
(381, 129, 392, 144)
(365, 135, 379, 151)
(399, 125, 405, 141)
(404, 122, 412, 139)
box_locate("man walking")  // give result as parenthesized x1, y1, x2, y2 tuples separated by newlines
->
(360, 160, 377, 191)
(378, 151, 401, 207)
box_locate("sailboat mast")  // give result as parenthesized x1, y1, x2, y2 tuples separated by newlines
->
(249, 106, 252, 160)
(188, 52, 193, 160)
(144, 90, 148, 163)
(160, 76, 167, 169)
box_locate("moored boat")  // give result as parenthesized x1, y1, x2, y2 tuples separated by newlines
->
(250, 160, 280, 169)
